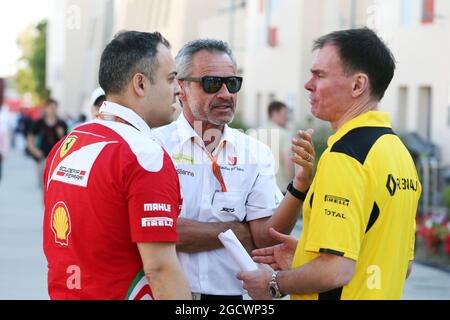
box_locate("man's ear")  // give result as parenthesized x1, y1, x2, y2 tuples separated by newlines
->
(352, 73, 369, 98)
(132, 73, 146, 97)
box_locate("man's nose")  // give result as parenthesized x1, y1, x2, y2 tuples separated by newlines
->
(216, 82, 232, 98)
(304, 78, 315, 92)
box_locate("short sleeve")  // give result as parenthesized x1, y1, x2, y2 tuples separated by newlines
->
(304, 152, 372, 261)
(125, 149, 181, 243)
(245, 145, 282, 221)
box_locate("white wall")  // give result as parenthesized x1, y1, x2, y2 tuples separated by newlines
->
(378, 0, 450, 166)
(243, 0, 303, 128)
(46, 0, 114, 118)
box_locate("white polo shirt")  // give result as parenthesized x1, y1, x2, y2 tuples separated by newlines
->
(153, 113, 283, 295)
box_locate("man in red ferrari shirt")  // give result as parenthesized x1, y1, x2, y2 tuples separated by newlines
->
(43, 31, 191, 300)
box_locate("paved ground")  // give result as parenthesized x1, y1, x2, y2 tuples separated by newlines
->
(1, 148, 449, 300)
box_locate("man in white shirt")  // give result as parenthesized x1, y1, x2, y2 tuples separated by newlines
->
(153, 39, 315, 300)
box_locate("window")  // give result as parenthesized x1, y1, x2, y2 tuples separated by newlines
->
(397, 87, 408, 132)
(422, 0, 435, 24)
(256, 92, 262, 127)
(400, 0, 413, 27)
(448, 86, 450, 127)
(417, 86, 432, 141)
(448, 105, 450, 127)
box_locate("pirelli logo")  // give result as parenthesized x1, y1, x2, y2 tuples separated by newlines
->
(324, 195, 350, 207)
(141, 217, 174, 228)
(144, 203, 172, 213)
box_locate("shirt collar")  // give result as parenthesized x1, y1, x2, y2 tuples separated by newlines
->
(328, 111, 392, 147)
(99, 101, 153, 138)
(175, 112, 237, 151)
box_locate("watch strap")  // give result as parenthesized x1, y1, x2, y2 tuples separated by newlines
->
(287, 181, 308, 202)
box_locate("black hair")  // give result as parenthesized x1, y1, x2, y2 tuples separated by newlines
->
(314, 27, 396, 101)
(268, 101, 287, 118)
(46, 98, 58, 106)
(99, 31, 170, 94)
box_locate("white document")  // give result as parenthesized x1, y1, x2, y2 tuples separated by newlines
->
(218, 229, 259, 272)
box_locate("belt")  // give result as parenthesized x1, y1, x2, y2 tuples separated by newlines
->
(191, 293, 244, 300)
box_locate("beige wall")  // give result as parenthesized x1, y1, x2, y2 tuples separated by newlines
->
(47, 0, 114, 118)
(47, 0, 450, 168)
(242, 0, 376, 129)
(114, 0, 223, 54)
(378, 0, 450, 166)
(113, 0, 246, 119)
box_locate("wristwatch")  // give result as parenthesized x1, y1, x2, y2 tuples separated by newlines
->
(268, 271, 286, 299)
(287, 181, 308, 202)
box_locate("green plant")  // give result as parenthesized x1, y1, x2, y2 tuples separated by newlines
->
(15, 19, 48, 104)
(443, 187, 450, 210)
(229, 116, 250, 132)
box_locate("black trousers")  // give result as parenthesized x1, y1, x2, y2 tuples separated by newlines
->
(200, 294, 243, 300)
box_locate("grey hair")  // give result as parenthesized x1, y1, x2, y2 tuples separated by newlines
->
(175, 39, 237, 79)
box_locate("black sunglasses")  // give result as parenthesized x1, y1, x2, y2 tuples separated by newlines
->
(179, 76, 243, 94)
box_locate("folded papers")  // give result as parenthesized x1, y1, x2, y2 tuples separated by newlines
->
(218, 229, 259, 272)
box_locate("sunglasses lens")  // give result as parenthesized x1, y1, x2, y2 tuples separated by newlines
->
(226, 77, 242, 93)
(203, 77, 223, 93)
(201, 77, 242, 94)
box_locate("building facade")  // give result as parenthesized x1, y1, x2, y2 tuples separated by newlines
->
(46, 0, 114, 118)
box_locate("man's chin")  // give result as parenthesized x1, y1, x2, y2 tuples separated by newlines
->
(208, 114, 234, 125)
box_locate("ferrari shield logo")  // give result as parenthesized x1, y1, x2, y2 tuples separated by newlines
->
(60, 136, 78, 158)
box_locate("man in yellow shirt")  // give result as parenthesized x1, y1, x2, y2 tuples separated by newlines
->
(238, 28, 421, 300)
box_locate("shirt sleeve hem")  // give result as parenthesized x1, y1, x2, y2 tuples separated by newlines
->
(132, 234, 178, 243)
(245, 209, 274, 222)
(304, 243, 359, 261)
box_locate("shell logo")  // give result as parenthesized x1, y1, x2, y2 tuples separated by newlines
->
(60, 136, 78, 158)
(50, 202, 72, 246)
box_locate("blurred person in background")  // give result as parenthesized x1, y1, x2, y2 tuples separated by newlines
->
(0, 78, 8, 183)
(265, 101, 294, 194)
(90, 86, 106, 119)
(27, 98, 68, 190)
(15, 109, 33, 154)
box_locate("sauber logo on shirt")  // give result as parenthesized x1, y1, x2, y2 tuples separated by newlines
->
(177, 168, 195, 177)
(144, 203, 172, 213)
(173, 153, 194, 165)
(60, 136, 78, 158)
(141, 217, 174, 228)
(228, 156, 237, 166)
(51, 202, 72, 246)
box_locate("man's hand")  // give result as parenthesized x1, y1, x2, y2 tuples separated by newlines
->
(237, 264, 273, 300)
(176, 218, 255, 253)
(291, 129, 315, 192)
(251, 228, 297, 270)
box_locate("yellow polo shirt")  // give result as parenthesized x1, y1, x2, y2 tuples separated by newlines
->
(291, 111, 421, 300)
